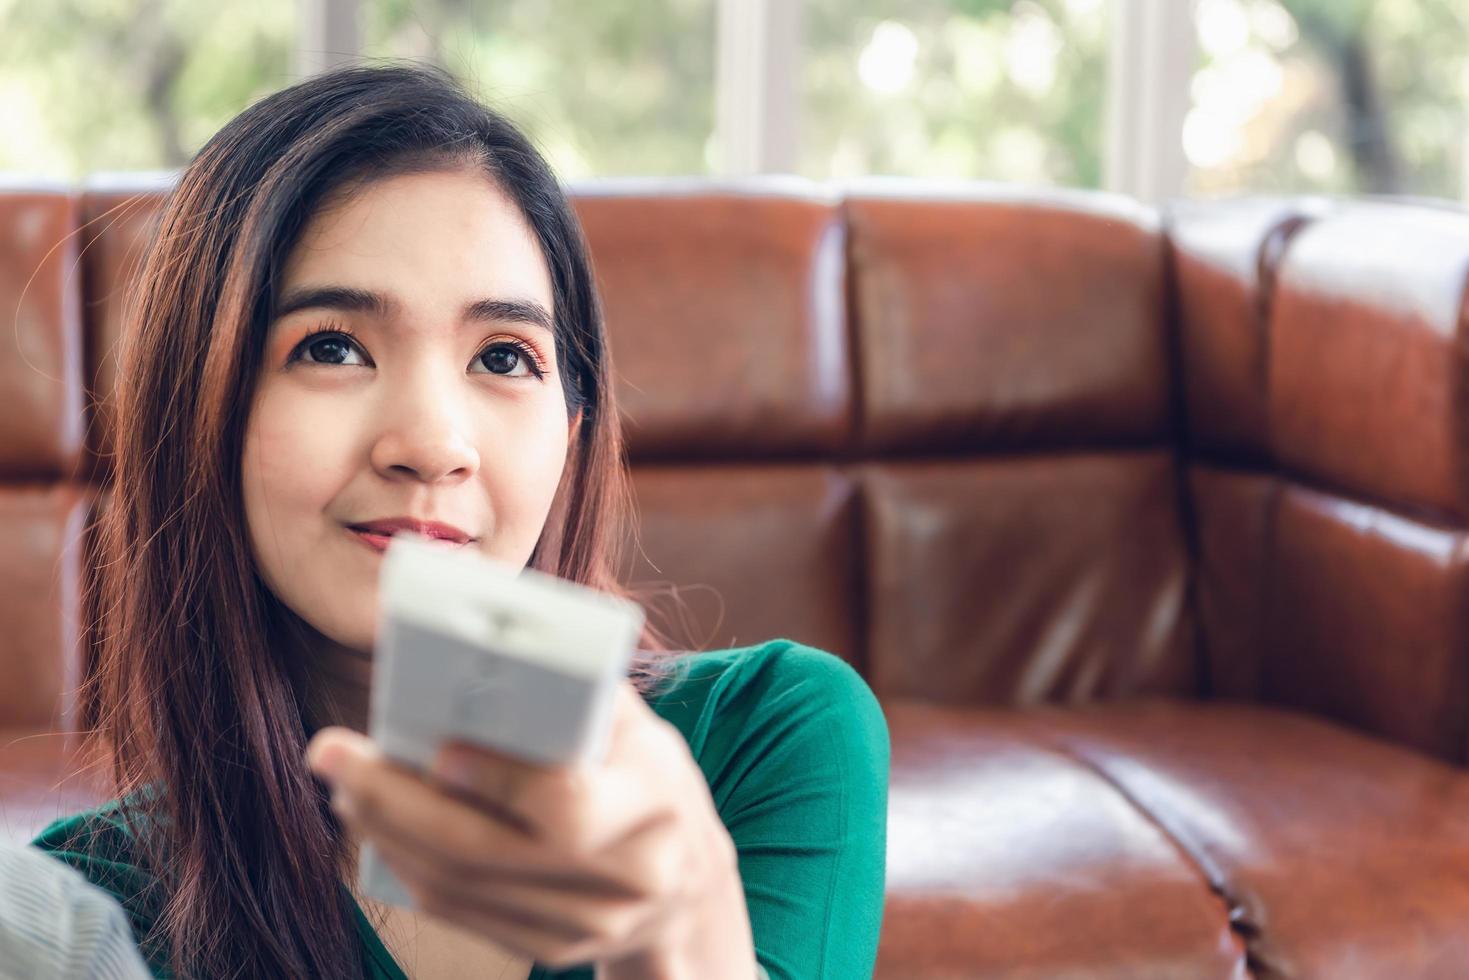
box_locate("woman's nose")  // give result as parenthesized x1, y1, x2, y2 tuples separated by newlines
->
(368, 387, 481, 484)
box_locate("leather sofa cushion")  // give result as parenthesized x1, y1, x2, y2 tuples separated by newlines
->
(863, 452, 1195, 704)
(1271, 203, 1469, 522)
(1013, 700, 1469, 978)
(573, 186, 852, 460)
(846, 189, 1171, 455)
(0, 485, 92, 731)
(621, 463, 859, 663)
(878, 699, 1248, 978)
(0, 191, 85, 481)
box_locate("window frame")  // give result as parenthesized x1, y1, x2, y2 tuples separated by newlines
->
(299, 0, 1463, 201)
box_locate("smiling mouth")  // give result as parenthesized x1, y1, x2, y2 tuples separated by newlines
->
(345, 520, 473, 552)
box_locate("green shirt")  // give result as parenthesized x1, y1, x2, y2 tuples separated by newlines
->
(32, 640, 890, 979)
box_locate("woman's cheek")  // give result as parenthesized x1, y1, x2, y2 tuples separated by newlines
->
(510, 405, 571, 511)
(248, 406, 308, 515)
(242, 388, 352, 576)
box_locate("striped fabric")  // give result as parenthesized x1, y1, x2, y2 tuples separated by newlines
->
(0, 843, 149, 979)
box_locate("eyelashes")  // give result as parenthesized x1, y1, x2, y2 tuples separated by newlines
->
(287, 320, 548, 379)
(475, 333, 549, 379)
(286, 321, 367, 367)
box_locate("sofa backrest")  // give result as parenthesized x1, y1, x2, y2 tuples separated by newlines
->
(1174, 197, 1469, 762)
(576, 181, 1197, 712)
(0, 187, 89, 732)
(4, 176, 1467, 762)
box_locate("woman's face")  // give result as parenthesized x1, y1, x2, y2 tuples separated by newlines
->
(242, 168, 572, 655)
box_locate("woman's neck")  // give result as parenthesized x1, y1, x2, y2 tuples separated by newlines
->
(277, 610, 374, 734)
(306, 640, 374, 734)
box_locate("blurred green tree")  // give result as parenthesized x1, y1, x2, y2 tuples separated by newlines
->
(0, 0, 293, 177)
(1188, 0, 1467, 197)
(363, 0, 716, 178)
(0, 0, 1461, 199)
(800, 0, 1107, 185)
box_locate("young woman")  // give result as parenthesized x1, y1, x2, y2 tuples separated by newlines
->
(32, 64, 888, 979)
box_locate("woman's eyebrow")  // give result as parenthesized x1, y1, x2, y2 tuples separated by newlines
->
(271, 284, 554, 335)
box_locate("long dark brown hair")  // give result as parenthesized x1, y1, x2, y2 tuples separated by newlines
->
(82, 62, 673, 978)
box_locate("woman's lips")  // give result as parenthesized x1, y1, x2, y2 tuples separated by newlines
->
(343, 520, 475, 552)
(349, 527, 394, 553)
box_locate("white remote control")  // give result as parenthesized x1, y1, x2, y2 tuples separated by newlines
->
(359, 532, 645, 907)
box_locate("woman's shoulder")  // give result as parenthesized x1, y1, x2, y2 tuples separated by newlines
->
(32, 798, 139, 860)
(646, 640, 890, 980)
(33, 796, 164, 914)
(32, 795, 169, 974)
(651, 637, 880, 704)
(646, 639, 889, 775)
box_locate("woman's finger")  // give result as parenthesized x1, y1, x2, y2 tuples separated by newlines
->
(369, 828, 641, 925)
(343, 783, 675, 906)
(429, 746, 674, 854)
(368, 831, 655, 969)
(310, 724, 670, 872)
(311, 730, 568, 878)
(426, 740, 549, 827)
(428, 681, 654, 822)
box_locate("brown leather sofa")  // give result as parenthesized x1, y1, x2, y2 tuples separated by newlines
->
(4, 176, 1469, 979)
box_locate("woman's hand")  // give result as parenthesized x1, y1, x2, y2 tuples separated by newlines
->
(305, 680, 757, 977)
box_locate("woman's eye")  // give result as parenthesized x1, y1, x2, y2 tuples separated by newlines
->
(296, 333, 367, 367)
(472, 341, 542, 378)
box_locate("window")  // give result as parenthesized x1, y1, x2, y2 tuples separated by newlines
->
(0, 0, 293, 177)
(1, 0, 1464, 202)
(363, 0, 717, 178)
(1185, 0, 1468, 198)
(800, 0, 1109, 185)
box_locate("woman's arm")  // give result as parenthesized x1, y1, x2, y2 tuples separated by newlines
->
(308, 641, 889, 979)
(697, 645, 891, 979)
(310, 680, 760, 976)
